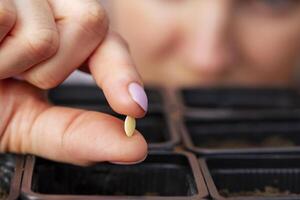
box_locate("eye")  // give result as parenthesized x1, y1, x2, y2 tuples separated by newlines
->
(239, 0, 299, 16)
(256, 0, 297, 9)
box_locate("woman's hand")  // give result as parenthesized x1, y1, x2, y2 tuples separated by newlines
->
(0, 0, 148, 165)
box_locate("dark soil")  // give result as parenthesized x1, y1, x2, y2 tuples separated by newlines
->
(201, 135, 295, 149)
(0, 188, 7, 200)
(220, 186, 297, 197)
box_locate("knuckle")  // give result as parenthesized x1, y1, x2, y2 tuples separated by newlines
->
(75, 2, 108, 36)
(24, 29, 59, 61)
(0, 3, 16, 28)
(110, 32, 130, 50)
(26, 71, 61, 90)
(35, 79, 59, 90)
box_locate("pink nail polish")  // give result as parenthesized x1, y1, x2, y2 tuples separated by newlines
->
(128, 82, 148, 112)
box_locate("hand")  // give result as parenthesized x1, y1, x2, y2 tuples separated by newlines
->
(0, 0, 148, 165)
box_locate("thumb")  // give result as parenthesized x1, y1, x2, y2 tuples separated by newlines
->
(0, 80, 147, 165)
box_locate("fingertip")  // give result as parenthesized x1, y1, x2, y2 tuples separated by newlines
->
(96, 115, 148, 164)
(110, 129, 148, 164)
(60, 112, 148, 165)
(128, 82, 148, 113)
(102, 78, 147, 118)
(88, 31, 148, 118)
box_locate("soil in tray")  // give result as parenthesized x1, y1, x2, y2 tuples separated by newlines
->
(206, 157, 300, 198)
(200, 135, 295, 149)
(186, 118, 300, 150)
(31, 155, 198, 196)
(220, 186, 295, 197)
(0, 188, 7, 200)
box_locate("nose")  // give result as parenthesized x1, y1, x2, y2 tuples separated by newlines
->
(182, 0, 236, 75)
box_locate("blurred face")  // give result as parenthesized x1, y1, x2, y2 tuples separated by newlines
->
(110, 0, 300, 87)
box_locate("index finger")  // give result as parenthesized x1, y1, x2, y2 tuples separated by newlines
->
(88, 32, 148, 118)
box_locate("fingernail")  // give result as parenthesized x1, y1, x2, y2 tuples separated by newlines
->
(128, 82, 148, 112)
(110, 154, 148, 165)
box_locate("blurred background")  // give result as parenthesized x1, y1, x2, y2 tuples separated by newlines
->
(67, 0, 300, 88)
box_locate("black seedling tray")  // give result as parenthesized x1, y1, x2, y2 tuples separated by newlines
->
(48, 84, 179, 150)
(178, 88, 300, 118)
(3, 86, 300, 199)
(0, 154, 24, 200)
(48, 84, 108, 106)
(199, 155, 300, 200)
(181, 115, 300, 156)
(180, 87, 300, 109)
(48, 84, 164, 111)
(21, 151, 208, 200)
(48, 84, 112, 115)
(136, 111, 180, 150)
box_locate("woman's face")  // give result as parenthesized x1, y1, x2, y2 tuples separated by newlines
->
(110, 0, 300, 87)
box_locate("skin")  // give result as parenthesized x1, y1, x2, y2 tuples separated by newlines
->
(0, 0, 147, 165)
(1, 0, 300, 165)
(110, 0, 300, 87)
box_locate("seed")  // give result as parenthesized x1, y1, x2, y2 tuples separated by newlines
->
(124, 116, 136, 137)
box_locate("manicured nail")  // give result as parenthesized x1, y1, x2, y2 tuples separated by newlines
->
(110, 154, 148, 165)
(128, 82, 148, 112)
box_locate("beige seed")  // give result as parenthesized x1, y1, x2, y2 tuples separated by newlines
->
(124, 116, 136, 137)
